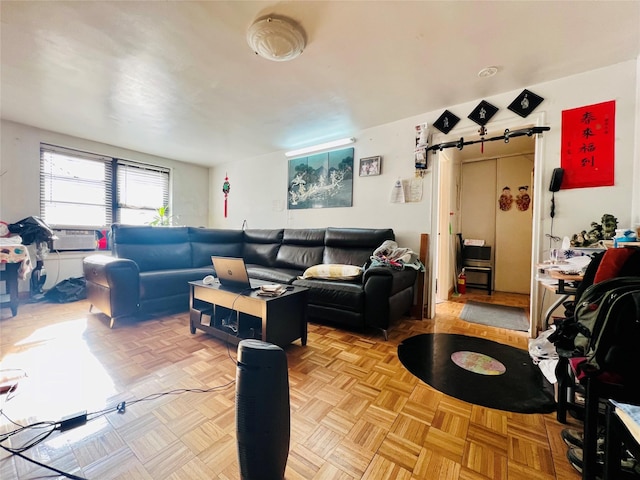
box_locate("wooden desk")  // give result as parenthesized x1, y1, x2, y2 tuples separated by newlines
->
(549, 270, 583, 293)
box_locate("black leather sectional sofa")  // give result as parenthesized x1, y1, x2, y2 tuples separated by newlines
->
(82, 224, 418, 338)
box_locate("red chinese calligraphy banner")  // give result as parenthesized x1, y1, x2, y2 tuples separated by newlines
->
(560, 100, 615, 189)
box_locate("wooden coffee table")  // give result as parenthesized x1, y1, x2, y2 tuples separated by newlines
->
(188, 280, 308, 347)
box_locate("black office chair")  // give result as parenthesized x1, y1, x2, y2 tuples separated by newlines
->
(461, 245, 493, 295)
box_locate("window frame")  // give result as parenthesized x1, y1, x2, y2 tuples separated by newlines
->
(39, 143, 171, 230)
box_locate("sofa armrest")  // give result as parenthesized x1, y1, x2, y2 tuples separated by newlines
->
(83, 254, 140, 320)
(363, 267, 418, 330)
(364, 266, 417, 289)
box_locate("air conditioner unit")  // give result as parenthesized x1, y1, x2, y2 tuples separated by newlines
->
(52, 230, 97, 251)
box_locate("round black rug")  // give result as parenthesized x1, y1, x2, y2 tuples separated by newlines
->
(398, 333, 556, 414)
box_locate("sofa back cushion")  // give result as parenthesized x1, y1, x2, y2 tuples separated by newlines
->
(276, 229, 326, 270)
(323, 227, 395, 266)
(243, 229, 283, 267)
(112, 224, 192, 272)
(189, 228, 244, 267)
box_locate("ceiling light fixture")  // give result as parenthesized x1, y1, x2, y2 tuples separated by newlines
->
(285, 137, 356, 158)
(247, 16, 306, 62)
(478, 66, 499, 78)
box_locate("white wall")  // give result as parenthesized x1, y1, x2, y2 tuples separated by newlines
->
(211, 60, 639, 257)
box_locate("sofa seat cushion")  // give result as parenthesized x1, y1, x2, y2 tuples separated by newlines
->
(292, 278, 364, 312)
(246, 265, 301, 284)
(140, 267, 213, 300)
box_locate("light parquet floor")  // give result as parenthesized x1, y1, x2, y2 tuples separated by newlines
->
(0, 289, 582, 480)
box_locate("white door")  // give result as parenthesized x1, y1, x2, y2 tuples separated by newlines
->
(436, 153, 455, 303)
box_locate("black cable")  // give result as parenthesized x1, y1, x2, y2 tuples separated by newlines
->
(0, 444, 87, 480)
(222, 288, 257, 365)
(0, 419, 57, 444)
(0, 379, 236, 479)
(81, 380, 237, 424)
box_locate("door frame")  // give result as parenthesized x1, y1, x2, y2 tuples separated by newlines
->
(428, 112, 547, 335)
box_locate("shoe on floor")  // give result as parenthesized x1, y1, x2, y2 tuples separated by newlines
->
(561, 428, 606, 450)
(567, 446, 639, 475)
(561, 428, 584, 449)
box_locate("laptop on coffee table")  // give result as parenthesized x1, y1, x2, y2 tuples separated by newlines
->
(211, 256, 263, 292)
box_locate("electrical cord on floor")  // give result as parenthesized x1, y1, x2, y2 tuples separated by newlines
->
(0, 379, 236, 479)
(0, 418, 84, 479)
(0, 445, 88, 480)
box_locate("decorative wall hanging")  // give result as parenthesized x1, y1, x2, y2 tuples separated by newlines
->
(560, 100, 615, 189)
(222, 174, 231, 218)
(414, 123, 429, 175)
(433, 110, 460, 134)
(498, 186, 513, 211)
(468, 100, 498, 126)
(508, 89, 544, 118)
(390, 178, 405, 203)
(515, 186, 531, 211)
(359, 156, 381, 176)
(287, 147, 353, 209)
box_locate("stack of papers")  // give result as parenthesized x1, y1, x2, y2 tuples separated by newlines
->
(257, 284, 287, 297)
(611, 400, 640, 442)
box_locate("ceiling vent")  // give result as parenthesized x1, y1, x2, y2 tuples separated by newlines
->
(247, 16, 306, 62)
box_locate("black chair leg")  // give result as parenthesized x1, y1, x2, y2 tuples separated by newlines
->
(556, 357, 569, 423)
(582, 376, 600, 480)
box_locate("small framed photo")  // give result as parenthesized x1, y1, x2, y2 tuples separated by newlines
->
(359, 156, 382, 177)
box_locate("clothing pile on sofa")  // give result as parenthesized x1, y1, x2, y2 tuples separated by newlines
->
(370, 240, 424, 271)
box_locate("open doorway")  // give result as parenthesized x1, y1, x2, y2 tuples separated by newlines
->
(428, 114, 546, 333)
(458, 151, 534, 294)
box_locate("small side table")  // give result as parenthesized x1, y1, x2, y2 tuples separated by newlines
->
(1, 242, 32, 317)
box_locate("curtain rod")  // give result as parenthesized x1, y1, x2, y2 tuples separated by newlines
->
(427, 126, 550, 154)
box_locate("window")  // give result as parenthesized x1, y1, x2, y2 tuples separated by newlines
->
(40, 144, 170, 228)
(116, 161, 169, 225)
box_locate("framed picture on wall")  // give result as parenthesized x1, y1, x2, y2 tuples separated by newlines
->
(287, 147, 354, 209)
(359, 156, 382, 177)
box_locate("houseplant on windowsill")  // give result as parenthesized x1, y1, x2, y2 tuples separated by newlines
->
(148, 206, 174, 226)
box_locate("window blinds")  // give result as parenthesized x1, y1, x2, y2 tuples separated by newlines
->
(40, 144, 113, 228)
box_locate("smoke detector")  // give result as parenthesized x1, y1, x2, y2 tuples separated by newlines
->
(478, 66, 499, 78)
(247, 16, 306, 62)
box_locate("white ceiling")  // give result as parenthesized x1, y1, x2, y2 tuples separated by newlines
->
(2, 1, 639, 167)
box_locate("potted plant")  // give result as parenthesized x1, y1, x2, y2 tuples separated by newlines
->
(148, 206, 174, 226)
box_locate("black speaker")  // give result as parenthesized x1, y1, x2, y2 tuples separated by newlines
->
(236, 339, 290, 480)
(549, 167, 564, 192)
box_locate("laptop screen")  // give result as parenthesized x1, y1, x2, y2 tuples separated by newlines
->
(211, 256, 252, 290)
